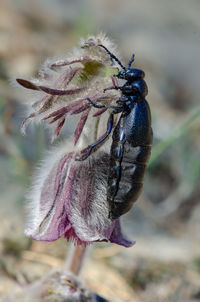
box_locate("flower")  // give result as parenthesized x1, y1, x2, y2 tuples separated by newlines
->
(16, 33, 120, 142)
(18, 34, 135, 247)
(25, 142, 134, 247)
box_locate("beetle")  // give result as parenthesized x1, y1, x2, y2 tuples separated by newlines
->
(76, 44, 153, 220)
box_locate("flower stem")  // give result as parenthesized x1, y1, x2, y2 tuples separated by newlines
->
(67, 245, 87, 275)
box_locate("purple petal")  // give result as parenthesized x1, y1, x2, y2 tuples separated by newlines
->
(35, 95, 53, 114)
(16, 75, 85, 96)
(42, 97, 87, 120)
(16, 79, 40, 90)
(48, 113, 66, 124)
(50, 57, 98, 68)
(25, 144, 134, 247)
(20, 113, 36, 132)
(92, 107, 107, 117)
(64, 152, 134, 246)
(70, 103, 90, 115)
(25, 153, 74, 241)
(63, 67, 83, 85)
(110, 220, 135, 247)
(42, 107, 70, 120)
(54, 117, 65, 136)
(35, 67, 82, 113)
(74, 108, 90, 145)
(39, 85, 85, 96)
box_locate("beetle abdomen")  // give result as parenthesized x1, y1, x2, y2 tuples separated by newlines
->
(108, 142, 152, 219)
(107, 100, 152, 220)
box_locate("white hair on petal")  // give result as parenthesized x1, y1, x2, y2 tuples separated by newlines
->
(80, 32, 122, 63)
(68, 150, 114, 243)
(24, 140, 74, 237)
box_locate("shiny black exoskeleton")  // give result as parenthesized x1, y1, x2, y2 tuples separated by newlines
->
(76, 45, 153, 220)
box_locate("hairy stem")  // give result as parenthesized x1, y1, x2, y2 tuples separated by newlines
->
(67, 245, 87, 275)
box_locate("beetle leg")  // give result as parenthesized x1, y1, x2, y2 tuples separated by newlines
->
(103, 86, 121, 92)
(109, 96, 130, 113)
(86, 98, 106, 108)
(111, 105, 124, 114)
(87, 97, 123, 113)
(116, 96, 130, 105)
(75, 114, 114, 161)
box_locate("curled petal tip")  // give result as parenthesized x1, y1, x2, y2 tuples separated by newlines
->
(16, 78, 39, 90)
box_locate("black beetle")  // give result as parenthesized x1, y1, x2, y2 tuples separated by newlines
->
(76, 44, 153, 220)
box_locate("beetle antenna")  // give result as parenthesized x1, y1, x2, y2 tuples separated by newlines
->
(98, 44, 126, 71)
(128, 53, 135, 69)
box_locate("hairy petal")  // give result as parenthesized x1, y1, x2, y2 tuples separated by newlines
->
(20, 113, 36, 134)
(92, 107, 107, 117)
(17, 33, 121, 140)
(54, 117, 66, 136)
(16, 79, 40, 90)
(66, 152, 134, 246)
(74, 108, 90, 145)
(16, 78, 86, 96)
(70, 102, 90, 115)
(25, 143, 134, 247)
(50, 56, 100, 68)
(48, 113, 66, 124)
(35, 67, 83, 113)
(42, 97, 87, 120)
(25, 152, 73, 241)
(39, 85, 85, 96)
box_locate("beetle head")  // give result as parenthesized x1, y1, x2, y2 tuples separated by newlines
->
(117, 68, 145, 81)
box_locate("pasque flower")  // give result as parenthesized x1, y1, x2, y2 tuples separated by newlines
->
(18, 34, 135, 247)
(17, 33, 119, 142)
(25, 143, 134, 247)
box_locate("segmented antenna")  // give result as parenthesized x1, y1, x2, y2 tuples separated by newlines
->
(128, 53, 135, 69)
(98, 44, 126, 70)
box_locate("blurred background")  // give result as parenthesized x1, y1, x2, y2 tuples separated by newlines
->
(0, 0, 200, 301)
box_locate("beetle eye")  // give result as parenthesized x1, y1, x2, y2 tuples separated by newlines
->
(117, 71, 124, 78)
